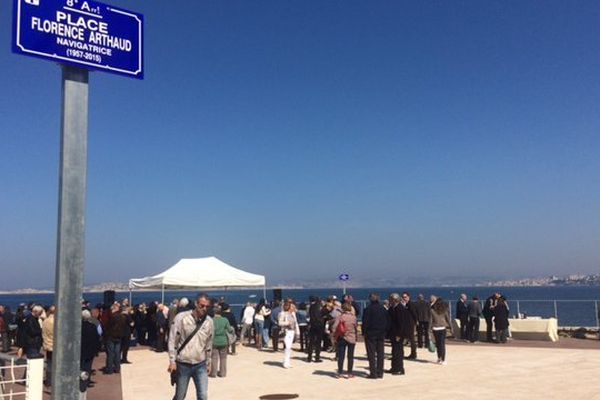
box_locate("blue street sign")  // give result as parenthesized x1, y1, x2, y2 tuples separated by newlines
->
(12, 0, 143, 79)
(339, 273, 350, 281)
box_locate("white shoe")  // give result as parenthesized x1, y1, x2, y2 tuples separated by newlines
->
(441, 361, 447, 366)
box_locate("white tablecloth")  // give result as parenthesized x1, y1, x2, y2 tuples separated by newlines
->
(454, 318, 559, 342)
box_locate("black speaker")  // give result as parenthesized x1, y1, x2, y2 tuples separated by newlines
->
(103, 290, 115, 307)
(272, 288, 283, 302)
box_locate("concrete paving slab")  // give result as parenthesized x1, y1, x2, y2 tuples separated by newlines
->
(121, 341, 600, 400)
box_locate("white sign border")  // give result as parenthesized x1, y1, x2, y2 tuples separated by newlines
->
(15, 0, 143, 76)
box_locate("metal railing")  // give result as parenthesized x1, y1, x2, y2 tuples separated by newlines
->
(0, 353, 43, 400)
(227, 299, 600, 328)
(446, 299, 600, 328)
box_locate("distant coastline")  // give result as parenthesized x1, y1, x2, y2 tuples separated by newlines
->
(1, 273, 599, 295)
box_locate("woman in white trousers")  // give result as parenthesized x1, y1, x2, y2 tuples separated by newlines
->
(278, 300, 300, 368)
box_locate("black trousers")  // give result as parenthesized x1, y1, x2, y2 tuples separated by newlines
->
(433, 329, 446, 361)
(416, 321, 430, 348)
(466, 317, 480, 342)
(401, 331, 417, 357)
(459, 317, 468, 339)
(364, 335, 384, 377)
(156, 329, 166, 352)
(322, 332, 332, 351)
(271, 326, 280, 351)
(485, 316, 494, 341)
(307, 327, 323, 361)
(299, 325, 308, 352)
(120, 336, 130, 362)
(390, 337, 404, 373)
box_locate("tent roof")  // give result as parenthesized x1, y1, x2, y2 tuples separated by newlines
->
(128, 257, 265, 290)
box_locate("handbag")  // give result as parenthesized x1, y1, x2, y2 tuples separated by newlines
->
(226, 328, 237, 345)
(428, 339, 436, 353)
(334, 320, 347, 339)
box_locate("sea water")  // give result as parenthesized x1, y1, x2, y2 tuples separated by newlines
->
(0, 286, 599, 327)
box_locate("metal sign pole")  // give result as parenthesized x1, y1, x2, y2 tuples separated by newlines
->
(52, 65, 89, 400)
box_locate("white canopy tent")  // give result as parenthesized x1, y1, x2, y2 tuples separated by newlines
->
(128, 256, 266, 303)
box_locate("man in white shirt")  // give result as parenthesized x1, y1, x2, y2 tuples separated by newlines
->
(240, 302, 255, 345)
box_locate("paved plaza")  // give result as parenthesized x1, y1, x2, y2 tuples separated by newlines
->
(119, 340, 600, 400)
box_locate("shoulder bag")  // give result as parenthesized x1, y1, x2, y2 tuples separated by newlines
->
(170, 317, 205, 386)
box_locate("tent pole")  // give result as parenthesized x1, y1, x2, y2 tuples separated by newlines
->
(263, 285, 267, 302)
(129, 289, 132, 306)
(161, 284, 165, 304)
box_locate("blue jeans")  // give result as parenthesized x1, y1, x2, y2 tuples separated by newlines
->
(176, 361, 208, 400)
(262, 326, 270, 347)
(105, 340, 121, 373)
(254, 319, 264, 346)
(336, 339, 355, 374)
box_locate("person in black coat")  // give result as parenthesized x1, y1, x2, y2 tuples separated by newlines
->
(133, 304, 147, 345)
(456, 294, 469, 340)
(387, 294, 405, 375)
(155, 305, 168, 353)
(307, 296, 325, 363)
(221, 303, 238, 355)
(400, 293, 418, 359)
(15, 305, 28, 352)
(146, 302, 158, 348)
(81, 309, 101, 383)
(362, 293, 390, 379)
(483, 293, 499, 342)
(493, 297, 510, 343)
(120, 307, 134, 362)
(23, 306, 43, 358)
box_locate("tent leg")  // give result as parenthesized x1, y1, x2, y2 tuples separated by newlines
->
(161, 284, 165, 304)
(263, 285, 267, 302)
(129, 289, 132, 306)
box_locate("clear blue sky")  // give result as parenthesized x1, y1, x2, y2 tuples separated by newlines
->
(1, 0, 600, 289)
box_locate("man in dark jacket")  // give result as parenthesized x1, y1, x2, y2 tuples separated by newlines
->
(306, 296, 324, 363)
(413, 294, 431, 349)
(362, 293, 390, 379)
(387, 294, 405, 375)
(155, 304, 168, 353)
(493, 297, 510, 343)
(23, 305, 44, 358)
(81, 309, 101, 385)
(103, 303, 127, 374)
(483, 293, 499, 342)
(456, 294, 469, 340)
(270, 300, 282, 351)
(400, 293, 418, 359)
(121, 306, 134, 363)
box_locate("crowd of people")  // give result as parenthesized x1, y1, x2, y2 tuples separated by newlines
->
(218, 292, 456, 379)
(0, 290, 513, 399)
(0, 297, 199, 389)
(455, 292, 512, 344)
